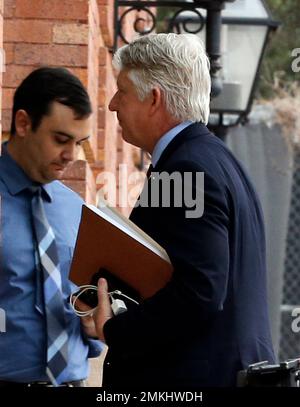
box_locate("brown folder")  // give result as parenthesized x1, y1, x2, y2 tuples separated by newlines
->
(69, 205, 173, 299)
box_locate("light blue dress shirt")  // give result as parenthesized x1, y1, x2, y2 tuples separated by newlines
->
(0, 143, 103, 383)
(151, 121, 193, 167)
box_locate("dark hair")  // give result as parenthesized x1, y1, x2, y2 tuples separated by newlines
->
(10, 66, 92, 135)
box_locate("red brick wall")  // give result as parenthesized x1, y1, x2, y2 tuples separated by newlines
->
(2, 0, 90, 132)
(2, 0, 94, 203)
(1, 0, 144, 210)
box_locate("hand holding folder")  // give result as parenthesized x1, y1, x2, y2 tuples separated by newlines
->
(69, 204, 173, 300)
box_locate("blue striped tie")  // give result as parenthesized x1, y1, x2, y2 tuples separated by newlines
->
(30, 186, 68, 386)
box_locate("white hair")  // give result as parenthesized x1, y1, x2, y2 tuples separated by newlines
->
(112, 33, 211, 124)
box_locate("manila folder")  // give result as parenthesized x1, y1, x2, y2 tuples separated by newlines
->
(69, 204, 173, 299)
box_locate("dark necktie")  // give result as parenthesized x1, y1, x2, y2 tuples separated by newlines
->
(30, 186, 68, 386)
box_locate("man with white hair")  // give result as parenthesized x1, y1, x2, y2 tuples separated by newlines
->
(92, 33, 275, 387)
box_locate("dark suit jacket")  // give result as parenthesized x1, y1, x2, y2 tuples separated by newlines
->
(102, 123, 275, 387)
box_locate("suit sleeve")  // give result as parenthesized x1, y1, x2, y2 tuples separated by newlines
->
(103, 160, 231, 354)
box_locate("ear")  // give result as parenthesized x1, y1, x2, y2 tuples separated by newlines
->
(15, 110, 32, 137)
(149, 87, 163, 116)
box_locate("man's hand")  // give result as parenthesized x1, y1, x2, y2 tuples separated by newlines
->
(93, 278, 113, 342)
(75, 297, 98, 339)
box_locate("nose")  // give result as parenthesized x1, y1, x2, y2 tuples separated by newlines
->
(61, 143, 76, 163)
(109, 92, 118, 112)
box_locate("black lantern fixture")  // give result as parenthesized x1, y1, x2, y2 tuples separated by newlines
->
(175, 0, 280, 137)
(113, 0, 279, 141)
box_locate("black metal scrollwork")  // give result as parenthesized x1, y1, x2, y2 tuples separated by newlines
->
(167, 8, 205, 34)
(115, 2, 206, 48)
(118, 6, 156, 44)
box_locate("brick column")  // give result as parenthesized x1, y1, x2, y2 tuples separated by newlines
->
(96, 0, 144, 214)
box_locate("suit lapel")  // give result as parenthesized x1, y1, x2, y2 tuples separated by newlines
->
(130, 122, 210, 221)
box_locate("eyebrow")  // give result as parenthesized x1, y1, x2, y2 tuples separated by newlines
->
(53, 131, 90, 142)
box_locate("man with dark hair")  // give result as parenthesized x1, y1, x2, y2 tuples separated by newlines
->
(0, 67, 102, 387)
(10, 67, 92, 135)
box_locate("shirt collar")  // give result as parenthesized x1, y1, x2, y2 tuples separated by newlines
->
(151, 121, 193, 167)
(0, 142, 53, 201)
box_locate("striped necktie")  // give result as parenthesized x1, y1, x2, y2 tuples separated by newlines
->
(30, 186, 68, 386)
